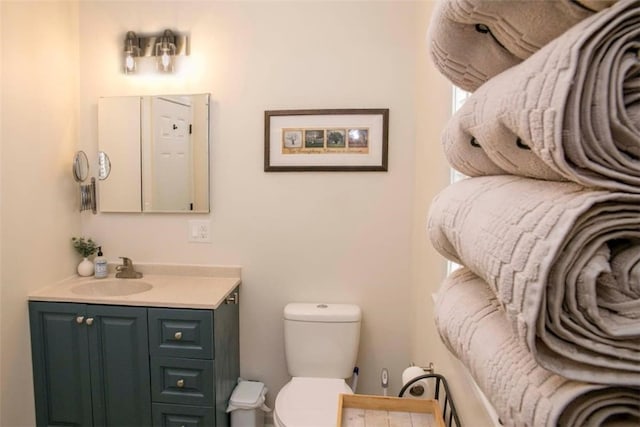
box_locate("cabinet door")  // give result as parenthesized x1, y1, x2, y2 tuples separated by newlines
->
(87, 305, 152, 427)
(29, 302, 94, 427)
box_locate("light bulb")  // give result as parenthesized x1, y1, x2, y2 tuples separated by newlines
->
(161, 51, 171, 71)
(124, 53, 136, 73)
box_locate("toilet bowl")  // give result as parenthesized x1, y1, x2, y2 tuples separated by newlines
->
(273, 377, 353, 427)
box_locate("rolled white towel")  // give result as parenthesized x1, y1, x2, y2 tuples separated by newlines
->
(441, 0, 640, 193)
(435, 267, 640, 427)
(428, 175, 640, 385)
(427, 0, 614, 91)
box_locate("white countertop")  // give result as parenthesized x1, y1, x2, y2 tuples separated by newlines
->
(28, 263, 242, 309)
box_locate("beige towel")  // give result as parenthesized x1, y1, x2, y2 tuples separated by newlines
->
(442, 0, 640, 193)
(427, 0, 615, 92)
(436, 268, 640, 427)
(428, 175, 640, 385)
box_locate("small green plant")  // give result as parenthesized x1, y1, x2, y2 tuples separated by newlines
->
(71, 237, 98, 258)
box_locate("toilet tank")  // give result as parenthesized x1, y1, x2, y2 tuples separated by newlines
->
(284, 303, 361, 379)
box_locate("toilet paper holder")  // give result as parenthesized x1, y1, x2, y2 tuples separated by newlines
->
(414, 362, 435, 374)
(403, 363, 434, 397)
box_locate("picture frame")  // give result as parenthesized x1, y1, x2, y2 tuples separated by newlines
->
(264, 109, 389, 172)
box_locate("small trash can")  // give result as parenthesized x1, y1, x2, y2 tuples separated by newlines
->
(227, 379, 270, 427)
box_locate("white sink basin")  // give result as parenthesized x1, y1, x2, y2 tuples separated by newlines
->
(71, 279, 153, 297)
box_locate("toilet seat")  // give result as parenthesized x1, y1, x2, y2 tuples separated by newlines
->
(274, 377, 353, 427)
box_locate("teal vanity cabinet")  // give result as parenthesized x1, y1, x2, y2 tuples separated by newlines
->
(29, 287, 240, 427)
(28, 302, 151, 427)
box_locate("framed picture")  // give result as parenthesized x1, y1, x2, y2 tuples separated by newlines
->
(264, 109, 389, 171)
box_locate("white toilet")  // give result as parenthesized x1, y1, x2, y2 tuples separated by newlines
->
(273, 303, 362, 427)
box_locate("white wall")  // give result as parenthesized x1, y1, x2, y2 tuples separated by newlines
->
(78, 0, 420, 404)
(0, 2, 81, 425)
(410, 0, 451, 364)
(0, 2, 3, 413)
(409, 3, 494, 425)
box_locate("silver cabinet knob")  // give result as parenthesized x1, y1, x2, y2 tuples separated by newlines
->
(174, 332, 182, 340)
(76, 316, 85, 324)
(86, 318, 94, 326)
(176, 379, 185, 388)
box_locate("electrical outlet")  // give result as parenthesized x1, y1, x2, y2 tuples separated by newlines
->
(188, 220, 211, 243)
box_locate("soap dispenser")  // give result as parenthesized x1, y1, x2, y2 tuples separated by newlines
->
(94, 247, 108, 279)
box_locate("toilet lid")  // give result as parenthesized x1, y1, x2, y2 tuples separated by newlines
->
(275, 377, 353, 427)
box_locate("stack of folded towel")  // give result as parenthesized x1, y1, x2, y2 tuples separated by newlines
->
(426, 1, 640, 425)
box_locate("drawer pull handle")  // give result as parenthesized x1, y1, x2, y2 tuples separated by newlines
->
(176, 379, 185, 388)
(76, 316, 85, 324)
(86, 318, 94, 326)
(174, 332, 183, 340)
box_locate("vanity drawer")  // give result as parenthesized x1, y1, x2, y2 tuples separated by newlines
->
(152, 403, 214, 427)
(151, 357, 214, 406)
(149, 308, 213, 359)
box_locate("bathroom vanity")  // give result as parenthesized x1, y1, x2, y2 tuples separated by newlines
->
(28, 265, 241, 427)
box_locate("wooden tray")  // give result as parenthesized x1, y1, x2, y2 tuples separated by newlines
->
(337, 394, 446, 427)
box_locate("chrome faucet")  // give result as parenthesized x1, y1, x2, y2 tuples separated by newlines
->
(115, 257, 143, 279)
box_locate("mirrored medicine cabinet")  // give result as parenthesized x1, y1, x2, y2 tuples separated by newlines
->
(98, 93, 210, 213)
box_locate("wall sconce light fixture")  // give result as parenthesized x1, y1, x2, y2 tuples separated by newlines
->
(123, 29, 189, 74)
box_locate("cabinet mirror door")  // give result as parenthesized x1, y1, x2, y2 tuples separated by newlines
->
(98, 93, 210, 213)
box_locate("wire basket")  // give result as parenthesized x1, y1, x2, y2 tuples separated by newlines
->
(398, 373, 461, 427)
